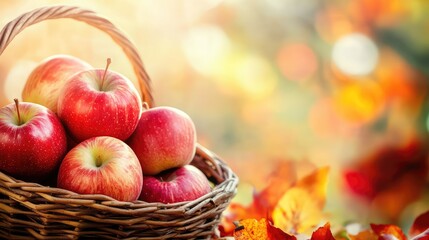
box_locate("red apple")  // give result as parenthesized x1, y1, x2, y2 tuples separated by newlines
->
(57, 136, 143, 202)
(0, 99, 67, 181)
(57, 59, 142, 142)
(127, 106, 197, 175)
(22, 55, 92, 113)
(139, 165, 211, 203)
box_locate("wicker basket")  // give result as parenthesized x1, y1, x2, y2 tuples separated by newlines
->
(0, 5, 238, 240)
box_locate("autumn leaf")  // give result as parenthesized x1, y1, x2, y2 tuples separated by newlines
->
(272, 167, 329, 234)
(272, 187, 324, 234)
(258, 160, 300, 210)
(310, 222, 335, 240)
(234, 219, 268, 240)
(226, 161, 298, 222)
(370, 223, 407, 240)
(410, 210, 429, 238)
(411, 228, 429, 240)
(348, 229, 378, 240)
(225, 160, 318, 232)
(294, 166, 329, 208)
(343, 138, 428, 221)
(233, 218, 296, 240)
(267, 220, 298, 240)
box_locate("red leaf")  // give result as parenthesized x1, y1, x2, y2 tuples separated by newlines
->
(411, 228, 429, 240)
(343, 137, 428, 221)
(410, 211, 429, 238)
(344, 170, 374, 199)
(311, 222, 335, 240)
(370, 223, 407, 240)
(267, 220, 297, 240)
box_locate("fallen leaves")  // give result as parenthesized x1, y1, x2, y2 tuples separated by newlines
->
(225, 161, 328, 236)
(225, 220, 429, 240)
(272, 166, 329, 234)
(226, 161, 299, 223)
(218, 160, 429, 240)
(310, 223, 335, 240)
(370, 223, 407, 240)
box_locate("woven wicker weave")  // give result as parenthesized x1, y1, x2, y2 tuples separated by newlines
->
(0, 5, 238, 240)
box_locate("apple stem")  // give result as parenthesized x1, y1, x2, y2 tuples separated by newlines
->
(14, 98, 22, 125)
(142, 102, 149, 110)
(101, 58, 112, 90)
(95, 155, 103, 168)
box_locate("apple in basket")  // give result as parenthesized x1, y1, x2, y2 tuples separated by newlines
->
(22, 54, 92, 113)
(139, 165, 211, 203)
(57, 58, 142, 142)
(0, 99, 67, 182)
(57, 136, 143, 202)
(127, 106, 197, 175)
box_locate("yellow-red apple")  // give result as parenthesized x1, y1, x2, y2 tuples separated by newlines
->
(57, 136, 143, 202)
(22, 55, 92, 113)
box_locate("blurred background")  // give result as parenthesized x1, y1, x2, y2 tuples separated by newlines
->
(1, 0, 428, 232)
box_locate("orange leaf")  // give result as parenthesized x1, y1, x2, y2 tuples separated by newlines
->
(410, 210, 429, 239)
(295, 166, 329, 209)
(370, 223, 407, 240)
(272, 167, 329, 234)
(310, 222, 335, 240)
(349, 229, 378, 240)
(233, 218, 296, 240)
(226, 161, 302, 223)
(256, 161, 299, 213)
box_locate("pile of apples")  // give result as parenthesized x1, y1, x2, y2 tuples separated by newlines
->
(0, 55, 212, 203)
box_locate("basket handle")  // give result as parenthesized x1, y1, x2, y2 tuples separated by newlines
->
(0, 5, 154, 106)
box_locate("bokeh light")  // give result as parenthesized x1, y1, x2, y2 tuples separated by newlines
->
(4, 60, 37, 102)
(308, 97, 359, 138)
(333, 80, 385, 124)
(235, 54, 278, 100)
(332, 33, 379, 76)
(315, 6, 354, 43)
(182, 24, 231, 75)
(212, 51, 278, 100)
(277, 42, 318, 82)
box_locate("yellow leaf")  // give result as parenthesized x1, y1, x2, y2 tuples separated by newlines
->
(272, 187, 324, 234)
(272, 167, 329, 234)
